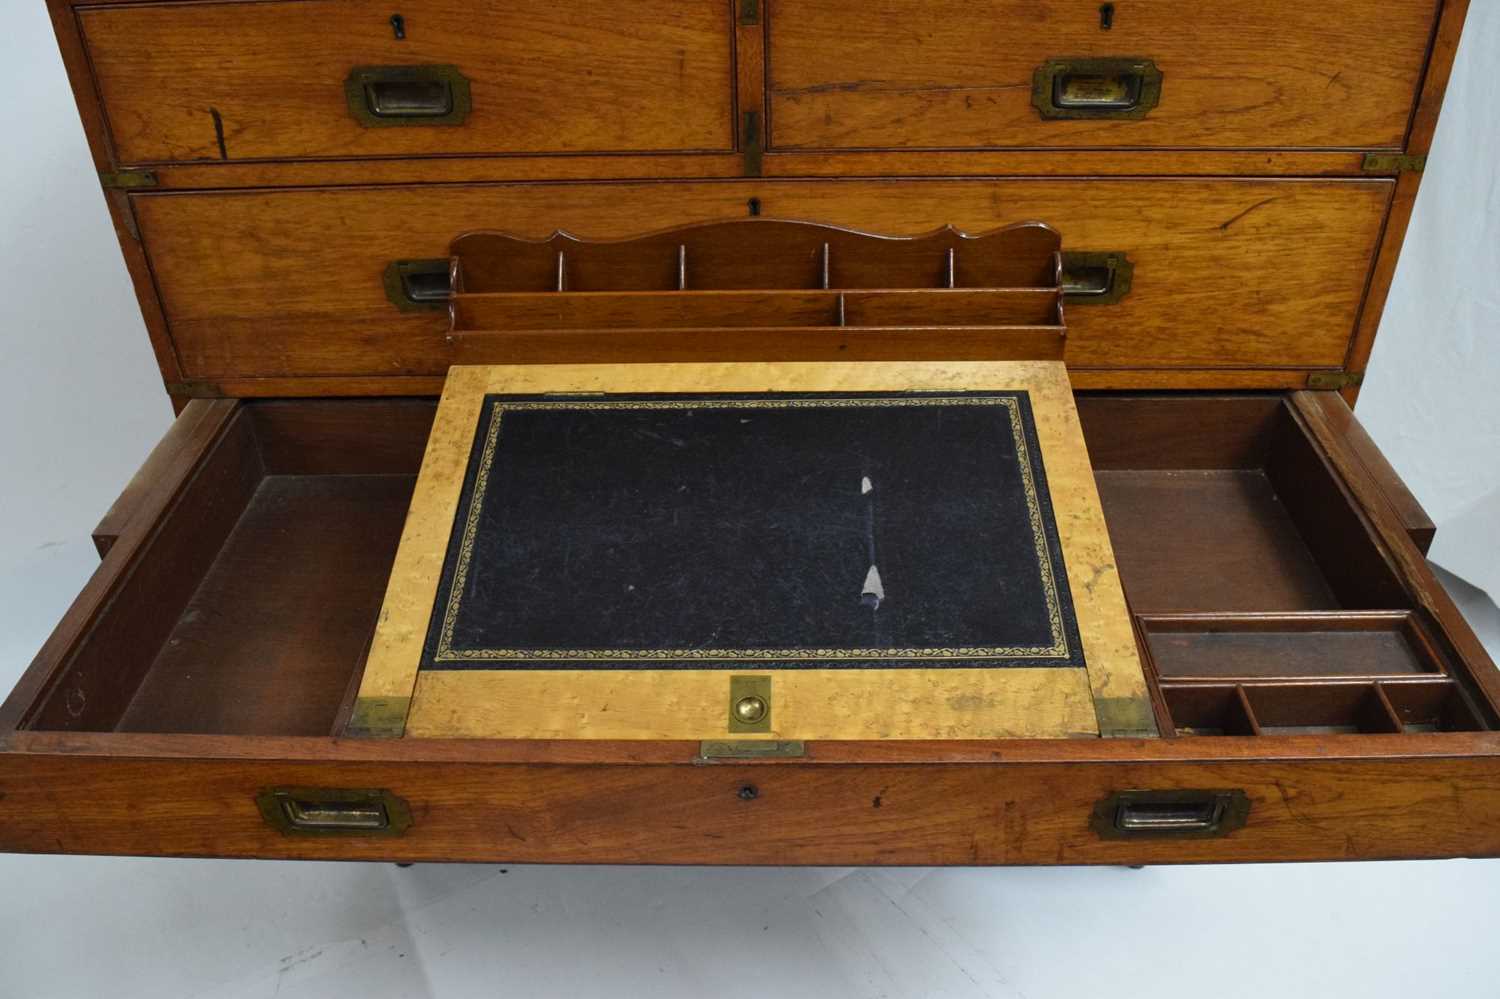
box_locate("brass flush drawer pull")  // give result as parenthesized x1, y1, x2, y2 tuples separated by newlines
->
(1060, 251, 1133, 305)
(1090, 789, 1249, 839)
(1033, 58, 1163, 120)
(255, 788, 413, 836)
(345, 65, 472, 127)
(383, 259, 452, 311)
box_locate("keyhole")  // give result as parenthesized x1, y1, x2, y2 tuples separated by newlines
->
(747, 197, 762, 217)
(390, 13, 406, 39)
(1099, 3, 1115, 30)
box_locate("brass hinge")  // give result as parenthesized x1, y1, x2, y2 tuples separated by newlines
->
(345, 696, 411, 739)
(1362, 153, 1426, 174)
(698, 740, 805, 760)
(99, 169, 159, 190)
(1093, 696, 1158, 739)
(738, 0, 760, 25)
(1306, 370, 1365, 391)
(741, 110, 764, 177)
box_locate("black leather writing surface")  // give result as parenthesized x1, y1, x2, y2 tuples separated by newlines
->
(422, 392, 1083, 670)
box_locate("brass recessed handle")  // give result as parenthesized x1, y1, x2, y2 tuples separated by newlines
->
(1060, 251, 1133, 305)
(1033, 58, 1162, 120)
(383, 259, 452, 312)
(345, 65, 471, 127)
(255, 788, 413, 837)
(1090, 790, 1250, 839)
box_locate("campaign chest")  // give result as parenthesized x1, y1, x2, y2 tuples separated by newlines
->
(4, 0, 1496, 865)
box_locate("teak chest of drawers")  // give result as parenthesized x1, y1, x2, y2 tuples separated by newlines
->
(6, 0, 1496, 865)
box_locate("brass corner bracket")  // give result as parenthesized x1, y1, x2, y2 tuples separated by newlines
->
(1306, 371, 1365, 391)
(99, 169, 158, 190)
(1362, 153, 1427, 174)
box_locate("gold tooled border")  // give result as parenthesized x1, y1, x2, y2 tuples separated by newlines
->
(430, 395, 1074, 665)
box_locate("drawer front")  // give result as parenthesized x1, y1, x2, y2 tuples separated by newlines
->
(80, 0, 735, 164)
(768, 0, 1437, 151)
(135, 178, 1391, 380)
(5, 751, 1500, 863)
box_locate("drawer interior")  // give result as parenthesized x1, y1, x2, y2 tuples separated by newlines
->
(14, 394, 1494, 738)
(112, 472, 412, 735)
(22, 400, 435, 737)
(1078, 395, 1495, 737)
(1080, 395, 1408, 614)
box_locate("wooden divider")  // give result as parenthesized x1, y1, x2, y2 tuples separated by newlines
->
(446, 219, 1066, 363)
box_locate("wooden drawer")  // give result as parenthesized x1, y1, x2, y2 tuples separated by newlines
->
(135, 177, 1391, 384)
(20, 0, 1484, 868)
(79, 0, 735, 164)
(768, 0, 1438, 151)
(2, 391, 1497, 863)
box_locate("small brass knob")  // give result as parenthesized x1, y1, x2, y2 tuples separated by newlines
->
(733, 695, 767, 725)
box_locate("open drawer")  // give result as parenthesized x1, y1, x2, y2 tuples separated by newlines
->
(2, 383, 1497, 865)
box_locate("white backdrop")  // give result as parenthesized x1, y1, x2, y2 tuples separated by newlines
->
(1361, 2, 1500, 599)
(1, 4, 1497, 997)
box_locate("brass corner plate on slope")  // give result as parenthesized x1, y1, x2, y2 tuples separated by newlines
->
(350, 360, 1151, 743)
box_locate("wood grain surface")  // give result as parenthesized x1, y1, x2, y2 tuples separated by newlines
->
(17, 0, 1494, 865)
(6, 381, 1500, 867)
(133, 177, 1391, 381)
(91, 399, 230, 557)
(1292, 392, 1500, 718)
(1301, 392, 1437, 553)
(768, 0, 1437, 151)
(4, 748, 1500, 864)
(81, 0, 735, 163)
(113, 474, 413, 736)
(130, 150, 1373, 191)
(159, 368, 1335, 401)
(40, 0, 1473, 402)
(0, 399, 243, 734)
